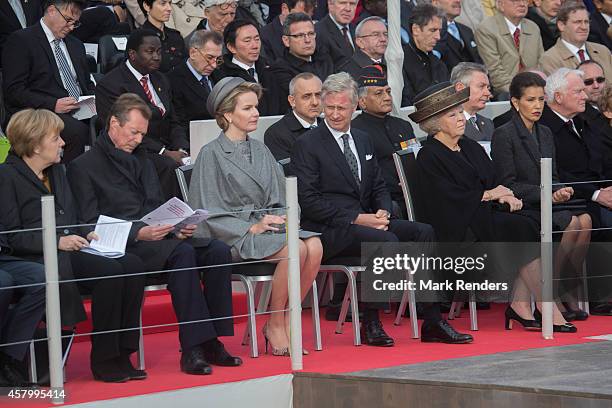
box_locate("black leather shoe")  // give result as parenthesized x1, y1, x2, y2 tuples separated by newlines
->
(180, 347, 212, 375)
(589, 303, 612, 316)
(325, 302, 352, 322)
(561, 310, 577, 321)
(421, 320, 474, 344)
(117, 354, 147, 380)
(0, 356, 29, 387)
(202, 339, 243, 367)
(91, 359, 129, 383)
(361, 320, 394, 347)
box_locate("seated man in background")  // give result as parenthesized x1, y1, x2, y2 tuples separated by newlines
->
(401, 4, 449, 106)
(450, 62, 494, 141)
(169, 30, 223, 136)
(525, 0, 561, 50)
(539, 1, 612, 79)
(337, 16, 388, 81)
(2, 0, 94, 163)
(588, 0, 612, 51)
(264, 72, 322, 169)
(475, 0, 544, 98)
(315, 0, 358, 70)
(578, 60, 610, 136)
(96, 29, 187, 200)
(68, 93, 242, 376)
(261, 0, 316, 62)
(0, 0, 43, 69)
(351, 65, 415, 219)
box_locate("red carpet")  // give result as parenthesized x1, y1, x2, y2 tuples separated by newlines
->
(4, 300, 612, 407)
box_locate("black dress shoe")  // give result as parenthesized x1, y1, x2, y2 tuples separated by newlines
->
(181, 347, 212, 375)
(202, 339, 243, 367)
(117, 354, 147, 380)
(421, 320, 474, 344)
(0, 355, 29, 387)
(91, 359, 129, 383)
(589, 303, 612, 316)
(561, 310, 577, 322)
(361, 320, 395, 347)
(325, 302, 352, 322)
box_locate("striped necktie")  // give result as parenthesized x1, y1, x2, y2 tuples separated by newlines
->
(53, 39, 81, 100)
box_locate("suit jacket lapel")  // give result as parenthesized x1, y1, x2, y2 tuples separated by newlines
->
(513, 115, 540, 167)
(183, 66, 210, 101)
(65, 37, 89, 92)
(319, 126, 360, 193)
(34, 23, 64, 90)
(353, 132, 368, 194)
(120, 64, 153, 107)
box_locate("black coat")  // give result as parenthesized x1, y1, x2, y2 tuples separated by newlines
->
(2, 22, 95, 115)
(291, 124, 393, 257)
(493, 108, 514, 129)
(0, 0, 42, 68)
(435, 19, 483, 73)
(66, 131, 183, 271)
(351, 112, 415, 202)
(142, 21, 187, 74)
(211, 54, 280, 116)
(260, 15, 284, 62)
(401, 40, 449, 107)
(264, 111, 317, 163)
(580, 104, 612, 180)
(525, 7, 558, 50)
(539, 104, 607, 199)
(315, 14, 355, 70)
(96, 62, 189, 154)
(337, 49, 385, 81)
(168, 60, 214, 136)
(0, 154, 86, 326)
(588, 11, 612, 51)
(270, 50, 335, 113)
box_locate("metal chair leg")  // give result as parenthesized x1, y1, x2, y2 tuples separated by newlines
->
(468, 290, 478, 331)
(28, 341, 38, 384)
(347, 270, 361, 346)
(581, 261, 590, 314)
(408, 272, 419, 338)
(244, 278, 259, 358)
(311, 280, 322, 351)
(394, 288, 409, 326)
(335, 285, 350, 334)
(137, 310, 145, 370)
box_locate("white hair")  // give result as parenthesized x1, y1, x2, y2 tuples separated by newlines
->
(544, 68, 584, 103)
(355, 16, 386, 37)
(321, 72, 358, 106)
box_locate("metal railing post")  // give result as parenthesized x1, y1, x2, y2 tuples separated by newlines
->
(540, 159, 554, 340)
(41, 195, 65, 404)
(286, 177, 303, 370)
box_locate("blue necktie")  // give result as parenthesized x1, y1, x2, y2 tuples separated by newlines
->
(447, 21, 464, 47)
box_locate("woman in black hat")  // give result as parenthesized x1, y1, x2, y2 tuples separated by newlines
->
(410, 82, 576, 333)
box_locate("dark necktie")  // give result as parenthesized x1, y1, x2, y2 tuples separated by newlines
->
(577, 49, 586, 62)
(341, 26, 354, 51)
(566, 120, 580, 138)
(513, 28, 524, 71)
(53, 39, 81, 100)
(469, 116, 480, 131)
(341, 134, 360, 184)
(247, 67, 256, 78)
(200, 75, 211, 91)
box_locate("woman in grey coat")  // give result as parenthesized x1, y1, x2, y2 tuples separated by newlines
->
(189, 78, 322, 356)
(491, 72, 591, 321)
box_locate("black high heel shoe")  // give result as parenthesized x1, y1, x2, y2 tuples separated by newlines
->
(504, 306, 541, 331)
(533, 309, 578, 333)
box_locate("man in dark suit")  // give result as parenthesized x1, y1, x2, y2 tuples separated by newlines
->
(401, 4, 449, 106)
(589, 0, 612, 51)
(432, 0, 483, 73)
(2, 0, 94, 163)
(261, 0, 316, 62)
(291, 72, 474, 345)
(315, 0, 358, 70)
(68, 93, 243, 375)
(264, 72, 322, 167)
(525, 0, 561, 50)
(450, 62, 494, 141)
(0, 0, 43, 68)
(0, 226, 46, 387)
(337, 16, 387, 80)
(169, 30, 223, 137)
(96, 29, 188, 200)
(270, 12, 334, 113)
(212, 19, 280, 115)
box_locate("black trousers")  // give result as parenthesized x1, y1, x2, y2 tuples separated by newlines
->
(57, 114, 89, 163)
(147, 152, 182, 201)
(165, 240, 233, 351)
(71, 251, 145, 363)
(331, 219, 442, 323)
(0, 261, 46, 361)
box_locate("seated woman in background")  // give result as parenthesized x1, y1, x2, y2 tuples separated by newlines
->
(0, 109, 147, 383)
(599, 84, 612, 127)
(140, 0, 186, 73)
(189, 77, 322, 356)
(491, 72, 592, 321)
(410, 82, 576, 333)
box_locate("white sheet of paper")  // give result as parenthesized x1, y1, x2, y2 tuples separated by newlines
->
(141, 197, 209, 227)
(84, 43, 98, 62)
(81, 215, 132, 258)
(112, 37, 128, 51)
(72, 96, 97, 121)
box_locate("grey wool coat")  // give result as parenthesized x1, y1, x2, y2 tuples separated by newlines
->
(189, 132, 294, 260)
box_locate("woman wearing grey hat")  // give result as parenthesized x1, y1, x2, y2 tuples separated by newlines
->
(411, 82, 576, 333)
(189, 77, 323, 356)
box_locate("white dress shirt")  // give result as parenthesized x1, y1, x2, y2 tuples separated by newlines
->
(561, 39, 590, 62)
(329, 14, 355, 50)
(125, 60, 166, 113)
(504, 17, 521, 37)
(293, 111, 317, 128)
(41, 18, 77, 88)
(232, 57, 259, 83)
(325, 120, 361, 181)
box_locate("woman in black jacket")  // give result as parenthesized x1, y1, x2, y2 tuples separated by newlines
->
(491, 72, 592, 321)
(0, 109, 146, 383)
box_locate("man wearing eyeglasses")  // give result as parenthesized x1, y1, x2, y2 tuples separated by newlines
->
(261, 0, 316, 62)
(169, 30, 223, 137)
(578, 60, 611, 143)
(539, 2, 612, 80)
(2, 0, 94, 163)
(338, 16, 388, 81)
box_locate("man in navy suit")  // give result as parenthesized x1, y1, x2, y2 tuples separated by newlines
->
(315, 0, 358, 70)
(291, 72, 474, 346)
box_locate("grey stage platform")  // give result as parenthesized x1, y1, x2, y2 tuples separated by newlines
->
(293, 342, 612, 408)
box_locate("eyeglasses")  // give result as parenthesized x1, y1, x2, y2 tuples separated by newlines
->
(584, 77, 606, 86)
(54, 5, 81, 28)
(217, 2, 238, 10)
(196, 48, 223, 66)
(357, 32, 388, 39)
(286, 31, 317, 40)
